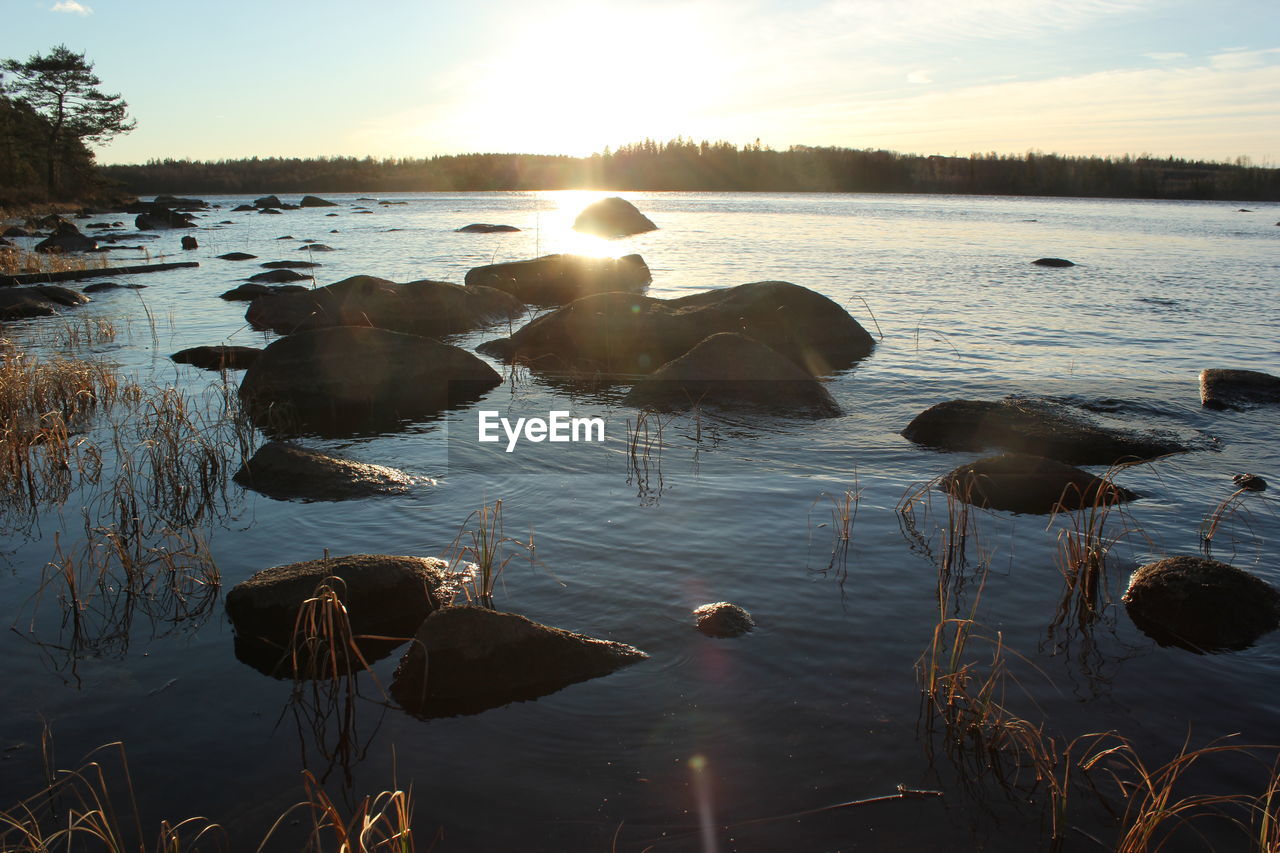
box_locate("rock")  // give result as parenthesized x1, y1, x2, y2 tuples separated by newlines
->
(254, 195, 284, 209)
(1199, 369, 1280, 409)
(465, 253, 651, 305)
(232, 204, 255, 212)
(391, 606, 648, 718)
(30, 214, 74, 230)
(246, 274, 522, 338)
(181, 235, 198, 250)
(260, 260, 321, 269)
(275, 235, 294, 240)
(457, 223, 521, 233)
(901, 398, 1187, 465)
(1032, 258, 1075, 267)
(135, 204, 196, 230)
(0, 285, 90, 319)
(171, 344, 262, 371)
(573, 196, 657, 237)
(299, 195, 339, 207)
(693, 602, 754, 637)
(478, 281, 875, 377)
(0, 237, 13, 246)
(217, 252, 258, 261)
(379, 200, 408, 205)
(940, 453, 1137, 514)
(2, 226, 31, 238)
(299, 243, 333, 251)
(220, 283, 309, 301)
(234, 441, 413, 501)
(1233, 473, 1267, 491)
(34, 222, 97, 253)
(625, 332, 841, 416)
(225, 553, 448, 646)
(1122, 556, 1280, 652)
(82, 281, 146, 293)
(238, 325, 503, 433)
(153, 195, 208, 210)
(247, 268, 310, 284)
(258, 208, 283, 215)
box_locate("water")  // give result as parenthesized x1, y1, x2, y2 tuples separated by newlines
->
(1, 192, 1278, 850)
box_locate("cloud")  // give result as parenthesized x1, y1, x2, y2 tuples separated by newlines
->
(51, 1, 92, 13)
(907, 70, 933, 84)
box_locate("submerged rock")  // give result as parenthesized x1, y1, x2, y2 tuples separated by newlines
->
(238, 325, 502, 434)
(1032, 257, 1075, 267)
(391, 606, 648, 718)
(457, 223, 520, 233)
(1199, 368, 1280, 409)
(226, 553, 448, 646)
(171, 344, 262, 371)
(246, 274, 521, 337)
(902, 398, 1187, 465)
(299, 195, 339, 207)
(220, 282, 309, 301)
(135, 205, 196, 230)
(0, 285, 90, 319)
(479, 281, 875, 377)
(247, 268, 310, 284)
(82, 281, 146, 293)
(693, 602, 755, 638)
(625, 332, 841, 417)
(940, 452, 1137, 514)
(1233, 473, 1267, 492)
(1123, 556, 1280, 652)
(217, 251, 258, 261)
(260, 260, 321, 269)
(234, 441, 414, 501)
(465, 253, 651, 305)
(573, 196, 657, 237)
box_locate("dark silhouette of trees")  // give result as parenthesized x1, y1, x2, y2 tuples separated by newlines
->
(2, 45, 134, 196)
(98, 140, 1279, 201)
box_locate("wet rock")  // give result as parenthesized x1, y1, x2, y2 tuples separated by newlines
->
(254, 195, 284, 209)
(217, 252, 258, 261)
(238, 325, 502, 434)
(299, 243, 334, 251)
(1032, 257, 1075, 267)
(0, 285, 90, 319)
(258, 208, 282, 215)
(181, 235, 198, 250)
(234, 441, 413, 501)
(299, 195, 338, 207)
(465, 253, 651, 305)
(247, 268, 310, 284)
(625, 332, 841, 417)
(694, 602, 754, 638)
(2, 226, 31, 238)
(170, 344, 262, 371)
(153, 195, 208, 210)
(261, 260, 320, 269)
(246, 274, 521, 337)
(220, 282, 309, 301)
(232, 204, 256, 212)
(479, 281, 875, 377)
(573, 196, 657, 237)
(391, 606, 648, 718)
(1199, 368, 1280, 409)
(902, 398, 1187, 465)
(82, 281, 146, 293)
(940, 452, 1137, 514)
(226, 553, 448, 646)
(1233, 473, 1267, 491)
(457, 223, 521, 233)
(1123, 556, 1280, 652)
(34, 222, 97, 253)
(135, 205, 196, 230)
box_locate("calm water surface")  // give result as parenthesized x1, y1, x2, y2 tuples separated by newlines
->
(1, 192, 1278, 850)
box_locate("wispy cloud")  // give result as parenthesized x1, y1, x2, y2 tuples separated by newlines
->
(51, 1, 92, 14)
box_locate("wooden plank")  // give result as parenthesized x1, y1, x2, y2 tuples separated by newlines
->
(0, 261, 199, 287)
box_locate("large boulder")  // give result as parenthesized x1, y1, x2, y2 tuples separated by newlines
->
(478, 281, 875, 377)
(391, 606, 648, 718)
(0, 285, 90, 320)
(625, 332, 841, 416)
(238, 325, 502, 433)
(135, 204, 196, 230)
(573, 196, 657, 237)
(693, 602, 755, 638)
(465, 253, 651, 305)
(902, 398, 1187, 465)
(234, 441, 414, 501)
(245, 274, 522, 337)
(940, 453, 1137, 514)
(170, 345, 262, 371)
(254, 195, 284, 209)
(225, 553, 448, 646)
(1199, 369, 1280, 409)
(1123, 556, 1280, 652)
(35, 222, 97, 253)
(299, 195, 338, 207)
(152, 195, 208, 210)
(221, 282, 309, 301)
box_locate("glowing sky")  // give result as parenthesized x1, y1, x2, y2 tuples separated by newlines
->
(2, 0, 1276, 164)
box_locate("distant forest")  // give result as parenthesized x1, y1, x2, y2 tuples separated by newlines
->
(100, 139, 1280, 201)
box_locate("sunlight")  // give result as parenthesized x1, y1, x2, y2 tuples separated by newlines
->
(537, 190, 634, 258)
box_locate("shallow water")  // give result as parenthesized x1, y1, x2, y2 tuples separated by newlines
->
(1, 191, 1278, 850)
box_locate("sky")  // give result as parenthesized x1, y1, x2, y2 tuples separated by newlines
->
(1, 0, 1277, 165)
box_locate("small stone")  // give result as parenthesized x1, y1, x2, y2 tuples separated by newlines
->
(694, 602, 754, 638)
(1233, 473, 1267, 492)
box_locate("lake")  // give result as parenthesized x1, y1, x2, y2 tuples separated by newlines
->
(2, 191, 1278, 851)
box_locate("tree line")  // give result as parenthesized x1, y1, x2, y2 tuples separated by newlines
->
(102, 139, 1278, 201)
